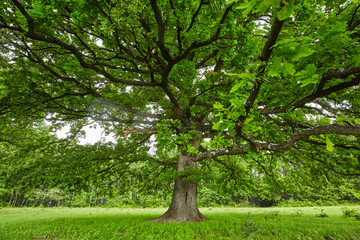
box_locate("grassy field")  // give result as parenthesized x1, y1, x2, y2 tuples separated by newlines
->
(0, 206, 359, 240)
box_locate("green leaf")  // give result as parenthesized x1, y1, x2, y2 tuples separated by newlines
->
(296, 64, 319, 87)
(299, 78, 317, 88)
(292, 47, 316, 61)
(277, 0, 297, 20)
(212, 122, 223, 130)
(325, 136, 335, 152)
(237, 0, 257, 17)
(274, 38, 316, 62)
(267, 57, 295, 77)
(253, 0, 281, 13)
(213, 102, 224, 109)
(186, 144, 199, 155)
(267, 57, 282, 77)
(282, 59, 295, 76)
(229, 97, 244, 109)
(295, 64, 317, 77)
(230, 82, 245, 93)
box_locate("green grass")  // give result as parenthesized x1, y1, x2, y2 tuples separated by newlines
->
(1, 206, 359, 239)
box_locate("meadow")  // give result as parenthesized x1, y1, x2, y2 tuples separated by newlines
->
(0, 206, 359, 240)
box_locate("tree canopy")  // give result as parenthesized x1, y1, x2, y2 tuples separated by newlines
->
(1, 0, 360, 222)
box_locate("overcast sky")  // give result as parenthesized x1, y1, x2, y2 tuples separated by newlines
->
(56, 123, 116, 145)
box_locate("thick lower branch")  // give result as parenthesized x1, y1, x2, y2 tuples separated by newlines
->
(304, 139, 360, 151)
(259, 124, 360, 152)
(194, 124, 360, 161)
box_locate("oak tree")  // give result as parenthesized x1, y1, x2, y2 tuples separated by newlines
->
(1, 0, 360, 222)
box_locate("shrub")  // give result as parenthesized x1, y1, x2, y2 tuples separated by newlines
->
(242, 213, 259, 237)
(315, 209, 329, 218)
(342, 207, 356, 218)
(354, 211, 360, 221)
(294, 209, 303, 217)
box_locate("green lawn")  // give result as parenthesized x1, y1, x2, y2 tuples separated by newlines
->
(0, 206, 359, 239)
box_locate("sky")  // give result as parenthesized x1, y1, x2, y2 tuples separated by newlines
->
(56, 122, 116, 145)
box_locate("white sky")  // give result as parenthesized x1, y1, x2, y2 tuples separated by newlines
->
(55, 123, 116, 145)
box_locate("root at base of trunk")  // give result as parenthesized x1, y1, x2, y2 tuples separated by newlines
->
(147, 209, 208, 223)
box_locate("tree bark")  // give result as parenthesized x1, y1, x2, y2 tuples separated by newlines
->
(149, 140, 207, 223)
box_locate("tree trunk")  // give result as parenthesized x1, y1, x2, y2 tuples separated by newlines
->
(149, 149, 207, 223)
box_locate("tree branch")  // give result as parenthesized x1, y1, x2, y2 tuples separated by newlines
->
(10, 0, 157, 87)
(11, 0, 34, 34)
(169, 0, 183, 54)
(150, 0, 172, 61)
(348, 4, 360, 29)
(186, 0, 209, 33)
(261, 74, 360, 115)
(317, 67, 360, 92)
(27, 50, 161, 119)
(174, 4, 233, 63)
(194, 124, 360, 162)
(96, 162, 120, 174)
(192, 145, 248, 162)
(348, 17, 360, 32)
(236, 15, 285, 133)
(195, 50, 219, 69)
(257, 17, 284, 62)
(258, 124, 360, 153)
(303, 139, 360, 151)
